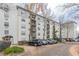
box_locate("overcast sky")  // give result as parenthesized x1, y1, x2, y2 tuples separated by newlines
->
(47, 3, 79, 32)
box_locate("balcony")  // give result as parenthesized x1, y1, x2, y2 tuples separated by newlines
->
(31, 20, 36, 23)
(47, 24, 50, 26)
(47, 31, 50, 34)
(30, 28, 36, 32)
(29, 14, 36, 20)
(31, 22, 36, 25)
(47, 35, 50, 38)
(31, 25, 36, 27)
(32, 37, 36, 39)
(31, 33, 36, 37)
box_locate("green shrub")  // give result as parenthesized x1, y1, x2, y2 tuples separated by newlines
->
(53, 37, 62, 42)
(4, 46, 24, 54)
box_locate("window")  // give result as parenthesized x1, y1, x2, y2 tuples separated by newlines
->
(4, 30, 9, 34)
(4, 8, 9, 12)
(21, 26, 26, 29)
(47, 31, 49, 34)
(4, 13, 9, 18)
(5, 19, 8, 20)
(21, 11, 23, 14)
(21, 19, 25, 22)
(21, 31, 26, 35)
(43, 28, 44, 31)
(29, 16, 30, 18)
(4, 22, 9, 27)
(38, 27, 40, 30)
(38, 17, 40, 20)
(38, 33, 40, 36)
(47, 36, 49, 38)
(21, 11, 25, 15)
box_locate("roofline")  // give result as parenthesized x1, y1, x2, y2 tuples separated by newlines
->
(63, 21, 77, 25)
(16, 6, 58, 23)
(16, 6, 76, 25)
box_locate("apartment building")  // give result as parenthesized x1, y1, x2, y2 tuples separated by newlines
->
(62, 21, 77, 40)
(0, 4, 49, 44)
(0, 4, 30, 44)
(0, 3, 77, 44)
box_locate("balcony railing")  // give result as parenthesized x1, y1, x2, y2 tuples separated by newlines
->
(31, 33, 36, 37)
(31, 28, 36, 32)
(31, 22, 36, 25)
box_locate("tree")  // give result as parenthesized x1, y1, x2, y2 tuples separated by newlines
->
(53, 23, 62, 42)
(53, 23, 58, 41)
(53, 24, 56, 39)
(58, 15, 64, 42)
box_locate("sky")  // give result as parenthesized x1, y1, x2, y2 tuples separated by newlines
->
(47, 3, 79, 32)
(47, 3, 62, 10)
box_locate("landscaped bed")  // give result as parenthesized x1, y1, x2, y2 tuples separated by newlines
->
(4, 46, 25, 55)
